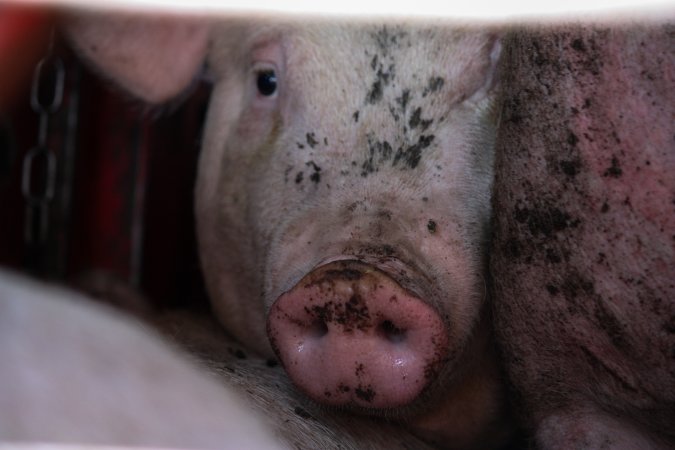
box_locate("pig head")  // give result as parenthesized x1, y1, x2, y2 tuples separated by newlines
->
(65, 12, 508, 447)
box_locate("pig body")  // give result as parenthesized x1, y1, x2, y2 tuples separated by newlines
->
(0, 270, 436, 449)
(0, 270, 285, 449)
(491, 25, 675, 448)
(65, 14, 510, 448)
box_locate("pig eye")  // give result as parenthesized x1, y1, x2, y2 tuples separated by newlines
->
(256, 69, 278, 96)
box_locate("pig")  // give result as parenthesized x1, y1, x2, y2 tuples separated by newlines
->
(491, 24, 675, 449)
(0, 269, 285, 449)
(63, 10, 512, 449)
(0, 269, 436, 449)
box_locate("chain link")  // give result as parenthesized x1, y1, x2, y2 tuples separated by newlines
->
(22, 30, 64, 244)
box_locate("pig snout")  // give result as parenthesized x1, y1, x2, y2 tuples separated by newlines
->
(267, 260, 449, 409)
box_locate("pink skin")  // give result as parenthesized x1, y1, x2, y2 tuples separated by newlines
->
(492, 25, 675, 448)
(267, 260, 449, 408)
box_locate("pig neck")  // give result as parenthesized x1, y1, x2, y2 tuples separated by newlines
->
(409, 312, 515, 450)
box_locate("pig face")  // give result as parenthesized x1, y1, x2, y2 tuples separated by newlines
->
(196, 19, 500, 413)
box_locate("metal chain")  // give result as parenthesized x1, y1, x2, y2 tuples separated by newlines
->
(22, 30, 64, 245)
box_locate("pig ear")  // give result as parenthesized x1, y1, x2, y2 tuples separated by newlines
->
(63, 11, 209, 103)
(465, 34, 502, 104)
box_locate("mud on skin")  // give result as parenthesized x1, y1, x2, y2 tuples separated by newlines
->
(491, 24, 675, 449)
(267, 260, 451, 410)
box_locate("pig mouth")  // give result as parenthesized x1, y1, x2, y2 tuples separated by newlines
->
(266, 260, 451, 411)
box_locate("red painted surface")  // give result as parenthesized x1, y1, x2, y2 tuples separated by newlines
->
(0, 6, 52, 109)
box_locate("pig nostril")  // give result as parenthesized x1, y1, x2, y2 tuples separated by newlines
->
(378, 320, 407, 344)
(308, 320, 329, 338)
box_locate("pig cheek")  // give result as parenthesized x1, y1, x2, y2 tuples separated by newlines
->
(416, 217, 487, 344)
(235, 101, 281, 140)
(194, 89, 282, 356)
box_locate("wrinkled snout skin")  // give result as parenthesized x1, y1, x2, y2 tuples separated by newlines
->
(491, 25, 675, 448)
(196, 20, 509, 447)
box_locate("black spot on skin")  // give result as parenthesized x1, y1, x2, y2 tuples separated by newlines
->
(371, 26, 406, 57)
(302, 293, 371, 333)
(355, 385, 376, 402)
(663, 317, 675, 334)
(371, 54, 378, 70)
(324, 137, 328, 146)
(388, 105, 400, 122)
(603, 156, 623, 178)
(409, 107, 432, 131)
(560, 158, 581, 177)
(377, 210, 392, 221)
(546, 284, 559, 295)
(353, 111, 360, 122)
(560, 272, 594, 301)
(422, 76, 445, 97)
(513, 203, 580, 237)
(295, 172, 304, 184)
(367, 79, 383, 104)
(361, 136, 393, 177)
(306, 132, 319, 148)
(306, 161, 322, 184)
(296, 142, 305, 149)
(366, 65, 394, 105)
(571, 38, 586, 52)
(393, 135, 435, 169)
(396, 90, 410, 109)
(597, 252, 607, 264)
(293, 406, 312, 420)
(567, 131, 579, 146)
(306, 161, 321, 171)
(427, 220, 437, 233)
(409, 109, 421, 127)
(601, 202, 610, 213)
